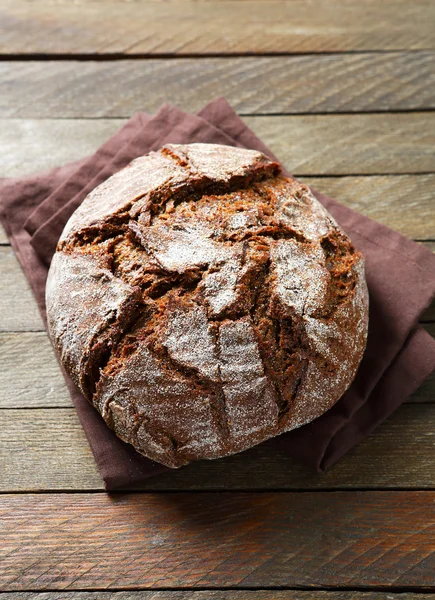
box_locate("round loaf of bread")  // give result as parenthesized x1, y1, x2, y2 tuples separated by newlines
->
(46, 143, 369, 468)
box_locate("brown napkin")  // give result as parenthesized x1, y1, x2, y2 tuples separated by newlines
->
(1, 98, 435, 490)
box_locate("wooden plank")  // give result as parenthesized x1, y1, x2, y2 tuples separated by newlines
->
(244, 114, 435, 175)
(1, 183, 434, 252)
(1, 246, 434, 333)
(1, 0, 434, 55)
(0, 409, 101, 491)
(0, 248, 43, 332)
(2, 491, 435, 590)
(0, 119, 121, 179)
(4, 592, 417, 599)
(1, 173, 434, 241)
(1, 115, 435, 178)
(0, 246, 433, 335)
(2, 53, 435, 118)
(2, 404, 435, 492)
(301, 175, 435, 240)
(0, 329, 432, 411)
(0, 333, 70, 408)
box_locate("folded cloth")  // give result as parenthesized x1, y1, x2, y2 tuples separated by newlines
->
(1, 98, 434, 489)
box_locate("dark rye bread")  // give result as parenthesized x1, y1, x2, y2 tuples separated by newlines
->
(46, 143, 369, 468)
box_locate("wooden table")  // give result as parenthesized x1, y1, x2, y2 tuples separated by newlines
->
(1, 0, 435, 596)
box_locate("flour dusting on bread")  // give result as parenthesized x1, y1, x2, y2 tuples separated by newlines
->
(47, 143, 368, 468)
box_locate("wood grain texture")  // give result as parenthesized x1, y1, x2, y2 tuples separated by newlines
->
(0, 247, 433, 334)
(1, 114, 435, 177)
(301, 175, 435, 240)
(2, 403, 435, 491)
(0, 248, 43, 332)
(0, 119, 121, 179)
(1, 0, 435, 55)
(244, 114, 435, 175)
(2, 594, 435, 600)
(1, 172, 433, 241)
(0, 409, 101, 491)
(1, 328, 431, 409)
(0, 333, 70, 408)
(2, 491, 435, 590)
(2, 247, 434, 334)
(2, 53, 435, 118)
(1, 0, 434, 593)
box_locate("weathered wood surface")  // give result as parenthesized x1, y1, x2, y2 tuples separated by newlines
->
(1, 248, 433, 334)
(303, 175, 435, 240)
(1, 174, 434, 240)
(2, 491, 435, 590)
(0, 224, 8, 245)
(1, 0, 435, 55)
(0, 333, 70, 408)
(2, 172, 434, 242)
(0, 119, 120, 179)
(0, 330, 432, 410)
(1, 115, 435, 178)
(247, 114, 435, 175)
(2, 53, 435, 117)
(1, 0, 434, 593)
(2, 248, 434, 333)
(2, 403, 435, 491)
(3, 595, 435, 600)
(0, 248, 44, 332)
(2, 171, 435, 242)
(0, 409, 101, 490)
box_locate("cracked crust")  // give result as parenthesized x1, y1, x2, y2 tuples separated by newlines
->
(46, 143, 369, 468)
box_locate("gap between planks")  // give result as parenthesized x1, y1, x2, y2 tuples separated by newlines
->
(1, 589, 435, 596)
(4, 48, 435, 59)
(0, 593, 434, 600)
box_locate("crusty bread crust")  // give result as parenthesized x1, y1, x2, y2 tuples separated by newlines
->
(46, 143, 368, 468)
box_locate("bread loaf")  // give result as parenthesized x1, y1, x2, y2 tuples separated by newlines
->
(46, 143, 369, 468)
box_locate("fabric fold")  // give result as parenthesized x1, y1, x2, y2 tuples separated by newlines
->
(0, 97, 434, 489)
